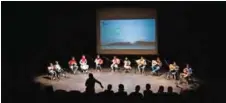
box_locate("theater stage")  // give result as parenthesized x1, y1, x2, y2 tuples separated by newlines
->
(34, 68, 201, 94)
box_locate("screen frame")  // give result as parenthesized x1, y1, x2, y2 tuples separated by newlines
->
(96, 8, 158, 55)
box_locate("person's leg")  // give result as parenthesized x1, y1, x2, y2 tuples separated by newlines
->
(172, 70, 177, 79)
(138, 65, 141, 73)
(71, 65, 77, 74)
(98, 65, 102, 71)
(70, 66, 74, 74)
(142, 66, 145, 74)
(167, 71, 172, 79)
(87, 65, 89, 72)
(152, 66, 157, 73)
(61, 69, 66, 77)
(53, 71, 57, 80)
(49, 71, 54, 80)
(175, 70, 180, 80)
(95, 64, 98, 70)
(155, 66, 160, 74)
(96, 64, 99, 71)
(56, 71, 60, 79)
(110, 64, 114, 72)
(116, 65, 119, 72)
(128, 66, 132, 72)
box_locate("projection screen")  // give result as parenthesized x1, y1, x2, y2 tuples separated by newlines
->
(96, 8, 157, 55)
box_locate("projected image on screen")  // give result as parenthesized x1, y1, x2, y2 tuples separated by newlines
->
(100, 19, 156, 50)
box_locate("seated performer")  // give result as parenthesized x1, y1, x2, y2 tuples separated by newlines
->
(111, 56, 120, 72)
(124, 57, 132, 72)
(68, 57, 78, 74)
(48, 63, 57, 80)
(80, 55, 89, 73)
(94, 55, 103, 71)
(167, 61, 179, 79)
(136, 56, 147, 74)
(54, 61, 66, 78)
(179, 65, 189, 84)
(151, 57, 162, 75)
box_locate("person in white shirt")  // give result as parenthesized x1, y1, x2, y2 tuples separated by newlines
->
(124, 57, 132, 73)
(48, 63, 57, 80)
(54, 61, 66, 78)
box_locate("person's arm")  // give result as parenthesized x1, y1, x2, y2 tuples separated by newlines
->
(95, 79, 103, 88)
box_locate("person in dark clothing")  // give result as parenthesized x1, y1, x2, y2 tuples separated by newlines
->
(143, 84, 154, 103)
(115, 84, 127, 97)
(85, 73, 103, 94)
(166, 86, 179, 103)
(143, 83, 153, 98)
(102, 84, 114, 102)
(103, 84, 114, 95)
(157, 85, 165, 94)
(129, 85, 143, 102)
(114, 84, 127, 103)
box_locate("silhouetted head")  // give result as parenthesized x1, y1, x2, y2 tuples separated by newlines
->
(107, 84, 112, 90)
(114, 56, 117, 59)
(158, 85, 164, 93)
(97, 55, 100, 58)
(167, 86, 173, 93)
(135, 85, 140, 92)
(118, 84, 124, 92)
(89, 73, 94, 78)
(72, 57, 75, 60)
(125, 57, 128, 60)
(146, 83, 151, 90)
(55, 61, 59, 64)
(50, 63, 53, 66)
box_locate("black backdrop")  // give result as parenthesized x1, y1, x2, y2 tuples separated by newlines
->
(2, 1, 218, 99)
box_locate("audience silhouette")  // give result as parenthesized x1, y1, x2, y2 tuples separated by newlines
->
(16, 76, 208, 103)
(129, 85, 143, 103)
(103, 84, 114, 96)
(143, 83, 153, 103)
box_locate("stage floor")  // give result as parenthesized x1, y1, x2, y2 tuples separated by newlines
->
(34, 69, 200, 94)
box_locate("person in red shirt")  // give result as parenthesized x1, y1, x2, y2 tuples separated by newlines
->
(80, 55, 89, 73)
(111, 56, 120, 72)
(68, 57, 78, 74)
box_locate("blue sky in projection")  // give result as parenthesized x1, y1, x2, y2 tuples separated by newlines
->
(100, 19, 156, 45)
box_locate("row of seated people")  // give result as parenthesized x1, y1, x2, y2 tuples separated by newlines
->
(47, 55, 164, 74)
(47, 55, 193, 84)
(47, 55, 158, 79)
(167, 62, 193, 84)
